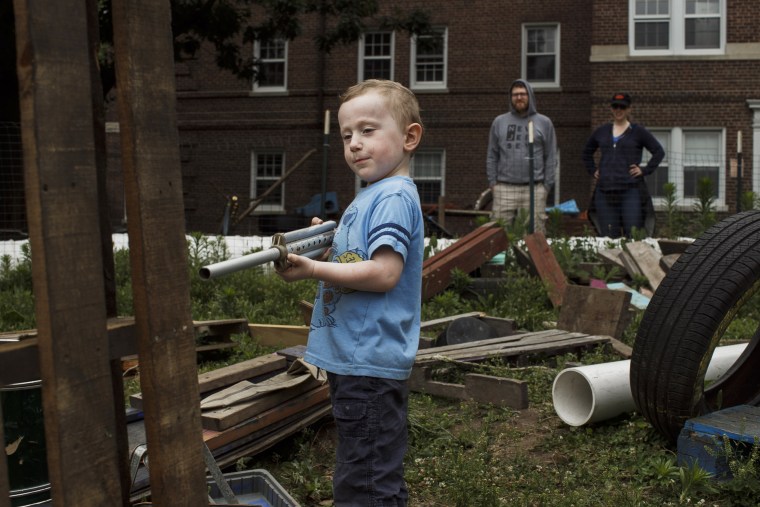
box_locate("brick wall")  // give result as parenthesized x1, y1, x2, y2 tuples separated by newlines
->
(102, 0, 757, 237)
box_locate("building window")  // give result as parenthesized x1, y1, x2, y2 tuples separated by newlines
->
(647, 129, 725, 209)
(251, 151, 285, 212)
(630, 0, 724, 55)
(522, 24, 560, 88)
(253, 38, 287, 92)
(683, 130, 721, 200)
(359, 32, 394, 81)
(411, 150, 445, 205)
(410, 28, 447, 90)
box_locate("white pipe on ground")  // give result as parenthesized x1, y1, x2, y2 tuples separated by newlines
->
(552, 343, 748, 427)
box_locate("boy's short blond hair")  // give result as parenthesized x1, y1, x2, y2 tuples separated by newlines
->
(340, 79, 423, 133)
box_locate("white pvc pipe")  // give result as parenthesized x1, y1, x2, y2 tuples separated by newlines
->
(552, 343, 748, 427)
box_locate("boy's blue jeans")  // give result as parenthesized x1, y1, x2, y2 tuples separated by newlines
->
(327, 372, 409, 507)
(594, 186, 643, 238)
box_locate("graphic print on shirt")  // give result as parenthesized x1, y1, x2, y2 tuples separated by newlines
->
(312, 203, 365, 329)
(507, 124, 517, 142)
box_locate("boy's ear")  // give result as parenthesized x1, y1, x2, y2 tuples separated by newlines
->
(404, 123, 423, 152)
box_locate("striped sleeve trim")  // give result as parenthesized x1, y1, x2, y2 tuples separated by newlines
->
(368, 223, 411, 251)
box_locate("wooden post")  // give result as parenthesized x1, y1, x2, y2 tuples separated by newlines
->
(437, 195, 446, 229)
(0, 403, 9, 507)
(112, 0, 208, 504)
(13, 0, 125, 504)
(523, 231, 567, 307)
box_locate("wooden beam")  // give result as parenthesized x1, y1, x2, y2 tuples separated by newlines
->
(523, 232, 567, 307)
(1, 318, 246, 387)
(111, 0, 207, 504)
(248, 323, 310, 347)
(422, 222, 508, 300)
(12, 0, 126, 504)
(557, 285, 632, 340)
(409, 368, 528, 409)
(623, 241, 666, 291)
(0, 401, 9, 507)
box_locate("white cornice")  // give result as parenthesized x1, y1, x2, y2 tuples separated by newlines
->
(590, 43, 760, 62)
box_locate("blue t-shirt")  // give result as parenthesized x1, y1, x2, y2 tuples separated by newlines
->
(304, 176, 424, 380)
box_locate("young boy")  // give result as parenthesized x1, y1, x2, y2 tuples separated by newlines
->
(276, 79, 424, 506)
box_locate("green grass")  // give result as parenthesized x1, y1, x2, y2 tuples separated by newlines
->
(4, 236, 760, 506)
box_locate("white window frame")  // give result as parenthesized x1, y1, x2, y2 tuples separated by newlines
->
(411, 149, 446, 204)
(410, 27, 447, 91)
(359, 31, 395, 82)
(250, 150, 286, 213)
(253, 38, 288, 92)
(521, 23, 561, 89)
(647, 128, 726, 211)
(629, 0, 726, 56)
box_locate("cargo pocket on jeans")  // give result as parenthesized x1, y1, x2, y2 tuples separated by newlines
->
(333, 399, 369, 464)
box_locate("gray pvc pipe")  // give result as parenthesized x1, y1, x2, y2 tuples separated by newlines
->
(552, 343, 747, 427)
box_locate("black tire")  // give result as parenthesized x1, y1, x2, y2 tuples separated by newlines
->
(630, 210, 760, 442)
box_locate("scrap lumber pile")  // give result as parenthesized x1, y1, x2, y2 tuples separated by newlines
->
(409, 313, 616, 410)
(592, 239, 691, 306)
(128, 346, 330, 497)
(515, 232, 692, 311)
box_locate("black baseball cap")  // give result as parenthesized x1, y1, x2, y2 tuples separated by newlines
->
(610, 92, 631, 107)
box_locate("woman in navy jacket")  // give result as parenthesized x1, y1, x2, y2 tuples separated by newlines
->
(582, 93, 665, 238)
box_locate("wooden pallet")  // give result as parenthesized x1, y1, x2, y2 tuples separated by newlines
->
(414, 328, 611, 364)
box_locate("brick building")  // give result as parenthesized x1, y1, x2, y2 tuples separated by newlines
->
(102, 0, 758, 237)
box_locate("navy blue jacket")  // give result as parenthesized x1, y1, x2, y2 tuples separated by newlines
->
(582, 123, 665, 191)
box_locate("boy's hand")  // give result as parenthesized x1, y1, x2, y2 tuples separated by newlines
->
(276, 253, 315, 282)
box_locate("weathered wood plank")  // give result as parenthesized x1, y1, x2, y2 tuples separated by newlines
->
(415, 329, 566, 360)
(422, 223, 508, 300)
(248, 323, 310, 347)
(111, 0, 207, 503)
(617, 250, 643, 278)
(13, 0, 125, 503)
(557, 285, 632, 339)
(465, 373, 529, 409)
(624, 241, 666, 291)
(435, 335, 610, 363)
(409, 368, 529, 409)
(212, 403, 333, 470)
(419, 312, 486, 331)
(523, 232, 567, 307)
(201, 376, 322, 431)
(416, 330, 610, 364)
(1, 318, 262, 387)
(197, 354, 287, 395)
(597, 248, 626, 270)
(203, 384, 331, 451)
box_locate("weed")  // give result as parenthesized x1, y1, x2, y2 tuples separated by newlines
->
(740, 191, 760, 212)
(678, 462, 716, 503)
(693, 177, 717, 236)
(662, 182, 686, 238)
(4, 230, 759, 506)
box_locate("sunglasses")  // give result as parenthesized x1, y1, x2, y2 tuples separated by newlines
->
(611, 104, 629, 110)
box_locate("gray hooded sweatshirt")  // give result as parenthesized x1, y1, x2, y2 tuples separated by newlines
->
(486, 79, 557, 189)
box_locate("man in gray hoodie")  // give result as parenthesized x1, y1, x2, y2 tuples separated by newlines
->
(486, 79, 557, 233)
